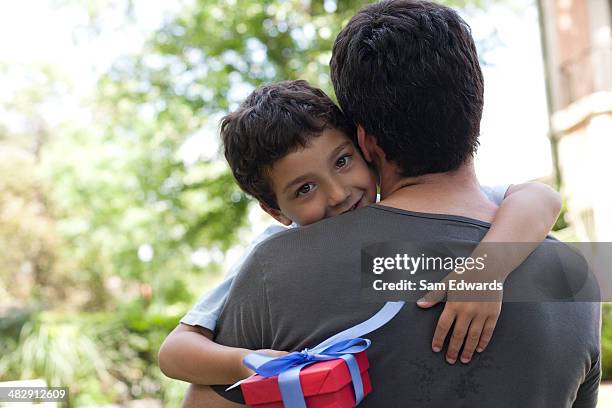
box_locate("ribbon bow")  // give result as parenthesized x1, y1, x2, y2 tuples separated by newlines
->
(229, 301, 405, 408)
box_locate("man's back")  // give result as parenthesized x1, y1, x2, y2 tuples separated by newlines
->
(215, 205, 600, 407)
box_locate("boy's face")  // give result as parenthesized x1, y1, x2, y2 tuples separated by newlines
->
(263, 127, 377, 226)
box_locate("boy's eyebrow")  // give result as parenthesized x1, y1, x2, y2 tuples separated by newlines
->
(281, 141, 352, 194)
(328, 141, 351, 162)
(282, 174, 315, 194)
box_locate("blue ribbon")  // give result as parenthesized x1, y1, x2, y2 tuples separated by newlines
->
(240, 301, 405, 408)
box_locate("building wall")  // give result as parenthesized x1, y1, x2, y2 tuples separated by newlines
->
(555, 0, 593, 106)
(553, 97, 612, 240)
(539, 0, 612, 241)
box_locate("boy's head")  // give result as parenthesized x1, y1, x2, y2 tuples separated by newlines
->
(330, 0, 484, 177)
(221, 80, 377, 226)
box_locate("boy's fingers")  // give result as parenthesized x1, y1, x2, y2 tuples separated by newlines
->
(476, 316, 500, 353)
(431, 308, 455, 353)
(417, 289, 446, 308)
(460, 317, 486, 364)
(445, 315, 471, 364)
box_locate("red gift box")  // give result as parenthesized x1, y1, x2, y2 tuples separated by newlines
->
(240, 351, 372, 408)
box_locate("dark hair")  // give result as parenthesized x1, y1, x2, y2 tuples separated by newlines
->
(221, 80, 355, 209)
(330, 0, 483, 177)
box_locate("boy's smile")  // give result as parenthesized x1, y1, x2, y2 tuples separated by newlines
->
(263, 127, 377, 226)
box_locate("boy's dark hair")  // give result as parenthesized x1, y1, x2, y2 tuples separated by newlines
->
(330, 0, 483, 177)
(221, 80, 355, 209)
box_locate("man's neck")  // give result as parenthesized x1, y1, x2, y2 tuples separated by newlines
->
(378, 161, 498, 223)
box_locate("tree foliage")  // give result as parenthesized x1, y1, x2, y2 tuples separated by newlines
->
(89, 0, 488, 301)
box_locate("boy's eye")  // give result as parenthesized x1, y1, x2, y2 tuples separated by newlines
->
(296, 183, 315, 197)
(335, 154, 352, 169)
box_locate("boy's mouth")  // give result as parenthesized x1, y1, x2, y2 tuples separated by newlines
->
(341, 195, 364, 214)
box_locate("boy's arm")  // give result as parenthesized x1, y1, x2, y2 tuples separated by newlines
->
(418, 182, 562, 364)
(159, 323, 286, 385)
(159, 225, 290, 385)
(183, 384, 245, 408)
(158, 260, 251, 384)
(480, 182, 562, 253)
(158, 324, 254, 384)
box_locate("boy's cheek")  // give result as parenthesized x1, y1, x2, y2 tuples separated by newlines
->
(290, 204, 327, 226)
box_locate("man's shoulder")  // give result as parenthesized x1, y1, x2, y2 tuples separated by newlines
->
(254, 204, 493, 253)
(252, 207, 377, 255)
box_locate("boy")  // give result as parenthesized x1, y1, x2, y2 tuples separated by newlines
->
(158, 80, 561, 385)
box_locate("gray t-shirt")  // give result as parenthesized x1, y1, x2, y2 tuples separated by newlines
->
(214, 205, 601, 407)
(182, 186, 508, 332)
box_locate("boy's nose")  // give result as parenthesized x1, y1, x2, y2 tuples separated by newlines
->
(326, 182, 351, 208)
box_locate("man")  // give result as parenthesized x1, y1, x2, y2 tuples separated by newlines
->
(186, 1, 601, 406)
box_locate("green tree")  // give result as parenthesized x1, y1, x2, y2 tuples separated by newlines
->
(89, 0, 492, 305)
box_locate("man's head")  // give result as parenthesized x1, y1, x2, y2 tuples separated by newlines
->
(330, 0, 483, 178)
(221, 80, 377, 226)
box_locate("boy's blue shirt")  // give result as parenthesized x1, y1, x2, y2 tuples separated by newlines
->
(181, 184, 509, 331)
(180, 223, 289, 331)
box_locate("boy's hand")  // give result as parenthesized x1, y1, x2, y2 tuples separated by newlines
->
(237, 349, 289, 378)
(417, 275, 503, 364)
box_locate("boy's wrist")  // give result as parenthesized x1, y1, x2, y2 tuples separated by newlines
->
(233, 348, 255, 380)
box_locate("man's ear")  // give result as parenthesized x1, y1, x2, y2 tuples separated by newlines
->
(259, 202, 293, 226)
(357, 125, 374, 163)
(357, 125, 386, 165)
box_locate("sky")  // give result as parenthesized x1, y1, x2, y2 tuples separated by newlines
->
(0, 0, 552, 186)
(467, 1, 552, 185)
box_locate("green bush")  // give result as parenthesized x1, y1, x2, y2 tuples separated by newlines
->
(0, 302, 186, 407)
